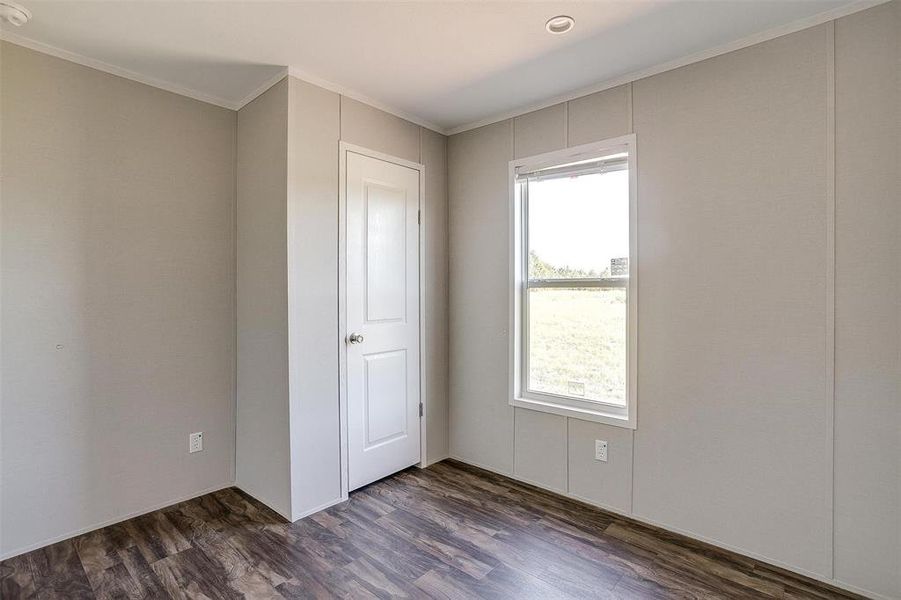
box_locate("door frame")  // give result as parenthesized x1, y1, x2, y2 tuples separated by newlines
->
(338, 141, 427, 499)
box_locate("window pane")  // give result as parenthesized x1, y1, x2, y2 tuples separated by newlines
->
(528, 287, 626, 405)
(527, 170, 629, 280)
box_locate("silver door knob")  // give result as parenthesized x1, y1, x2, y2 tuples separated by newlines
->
(348, 333, 364, 345)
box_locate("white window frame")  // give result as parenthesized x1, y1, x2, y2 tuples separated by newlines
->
(509, 135, 638, 429)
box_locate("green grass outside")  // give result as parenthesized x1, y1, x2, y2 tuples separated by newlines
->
(528, 287, 626, 405)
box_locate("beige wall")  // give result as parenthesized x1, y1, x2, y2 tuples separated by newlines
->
(0, 42, 237, 557)
(340, 97, 421, 164)
(447, 3, 900, 598)
(448, 119, 515, 475)
(235, 79, 292, 518)
(833, 3, 900, 595)
(421, 127, 450, 464)
(286, 76, 342, 518)
(632, 22, 830, 577)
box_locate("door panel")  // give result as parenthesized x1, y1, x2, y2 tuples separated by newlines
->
(365, 183, 407, 323)
(346, 151, 420, 491)
(363, 350, 408, 448)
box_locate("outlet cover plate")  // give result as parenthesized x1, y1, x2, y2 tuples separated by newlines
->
(595, 439, 608, 462)
(189, 432, 203, 453)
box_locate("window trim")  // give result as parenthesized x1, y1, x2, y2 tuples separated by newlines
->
(509, 135, 638, 429)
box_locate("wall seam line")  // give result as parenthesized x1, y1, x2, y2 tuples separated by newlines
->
(511, 118, 516, 475)
(233, 109, 239, 486)
(824, 18, 837, 581)
(444, 131, 450, 458)
(629, 80, 636, 517)
(285, 81, 294, 518)
(627, 82, 634, 133)
(564, 417, 570, 493)
(419, 125, 426, 463)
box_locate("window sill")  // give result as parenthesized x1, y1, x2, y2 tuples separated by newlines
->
(510, 396, 636, 429)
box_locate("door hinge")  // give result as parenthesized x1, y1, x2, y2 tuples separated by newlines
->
(417, 210, 421, 225)
(419, 402, 423, 417)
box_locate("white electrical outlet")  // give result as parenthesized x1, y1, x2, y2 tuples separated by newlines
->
(594, 439, 608, 462)
(189, 432, 203, 453)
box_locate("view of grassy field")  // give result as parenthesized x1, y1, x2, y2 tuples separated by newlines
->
(528, 287, 626, 405)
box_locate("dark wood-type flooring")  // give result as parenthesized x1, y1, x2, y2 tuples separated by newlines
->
(1, 460, 865, 599)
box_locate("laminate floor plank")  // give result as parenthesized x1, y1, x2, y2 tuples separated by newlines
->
(28, 540, 95, 600)
(1, 555, 37, 599)
(117, 545, 170, 599)
(327, 515, 444, 581)
(373, 509, 497, 581)
(0, 460, 867, 600)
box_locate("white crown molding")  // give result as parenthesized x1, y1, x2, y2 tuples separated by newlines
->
(234, 67, 289, 109)
(286, 66, 446, 134)
(444, 0, 889, 136)
(233, 64, 447, 133)
(0, 29, 241, 110)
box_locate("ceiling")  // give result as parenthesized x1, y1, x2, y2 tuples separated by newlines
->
(1, 1, 862, 133)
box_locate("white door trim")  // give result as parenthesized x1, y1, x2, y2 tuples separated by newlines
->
(338, 141, 427, 500)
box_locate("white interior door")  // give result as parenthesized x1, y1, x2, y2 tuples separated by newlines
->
(345, 150, 421, 491)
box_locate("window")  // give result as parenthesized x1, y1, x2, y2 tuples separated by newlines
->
(510, 136, 637, 428)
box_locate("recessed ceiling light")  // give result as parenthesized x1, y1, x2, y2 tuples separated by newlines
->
(0, 1, 31, 26)
(546, 15, 574, 35)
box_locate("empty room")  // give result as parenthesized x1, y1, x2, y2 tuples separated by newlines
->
(0, 1, 898, 598)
